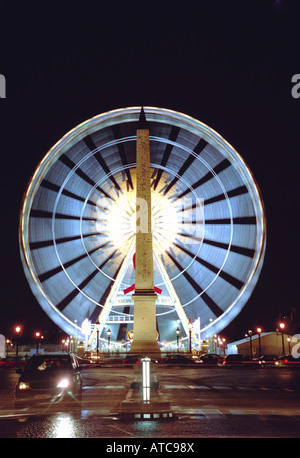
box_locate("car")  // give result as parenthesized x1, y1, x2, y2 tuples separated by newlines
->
(0, 356, 27, 369)
(76, 356, 96, 367)
(15, 353, 82, 408)
(163, 354, 196, 364)
(258, 355, 278, 367)
(275, 355, 300, 369)
(122, 355, 140, 364)
(122, 355, 158, 364)
(195, 353, 220, 365)
(218, 354, 260, 368)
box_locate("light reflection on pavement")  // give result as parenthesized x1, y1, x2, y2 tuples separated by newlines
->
(0, 366, 300, 438)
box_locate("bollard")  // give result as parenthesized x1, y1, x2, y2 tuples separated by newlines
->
(119, 356, 174, 420)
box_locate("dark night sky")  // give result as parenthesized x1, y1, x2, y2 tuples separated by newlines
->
(0, 1, 299, 343)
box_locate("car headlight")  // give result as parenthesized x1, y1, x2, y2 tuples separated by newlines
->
(17, 382, 30, 390)
(57, 378, 70, 389)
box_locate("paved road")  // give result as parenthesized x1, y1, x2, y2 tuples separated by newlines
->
(159, 365, 300, 416)
(0, 364, 300, 438)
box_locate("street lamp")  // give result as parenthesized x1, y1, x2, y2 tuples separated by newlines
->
(34, 331, 43, 354)
(221, 337, 226, 355)
(248, 329, 253, 359)
(176, 327, 180, 352)
(188, 320, 193, 354)
(6, 339, 12, 357)
(287, 337, 291, 354)
(69, 336, 74, 353)
(107, 328, 111, 357)
(214, 335, 218, 353)
(14, 325, 22, 357)
(257, 327, 262, 358)
(63, 338, 70, 352)
(96, 319, 100, 361)
(279, 322, 285, 354)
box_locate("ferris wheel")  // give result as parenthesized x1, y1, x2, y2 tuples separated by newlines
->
(19, 107, 266, 345)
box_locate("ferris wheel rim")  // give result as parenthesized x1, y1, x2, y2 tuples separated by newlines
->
(19, 106, 266, 340)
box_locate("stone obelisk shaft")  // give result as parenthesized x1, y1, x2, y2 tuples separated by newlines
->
(130, 108, 160, 356)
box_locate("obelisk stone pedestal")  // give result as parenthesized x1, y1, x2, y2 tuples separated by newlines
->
(130, 293, 160, 355)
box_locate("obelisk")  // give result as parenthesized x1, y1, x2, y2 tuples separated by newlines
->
(130, 108, 161, 356)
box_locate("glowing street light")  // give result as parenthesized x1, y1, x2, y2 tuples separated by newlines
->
(96, 319, 100, 361)
(188, 320, 193, 354)
(34, 331, 43, 354)
(278, 322, 286, 354)
(107, 328, 111, 356)
(14, 325, 22, 356)
(220, 337, 226, 355)
(257, 327, 262, 357)
(287, 337, 291, 354)
(176, 327, 180, 352)
(6, 339, 12, 357)
(244, 330, 253, 359)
